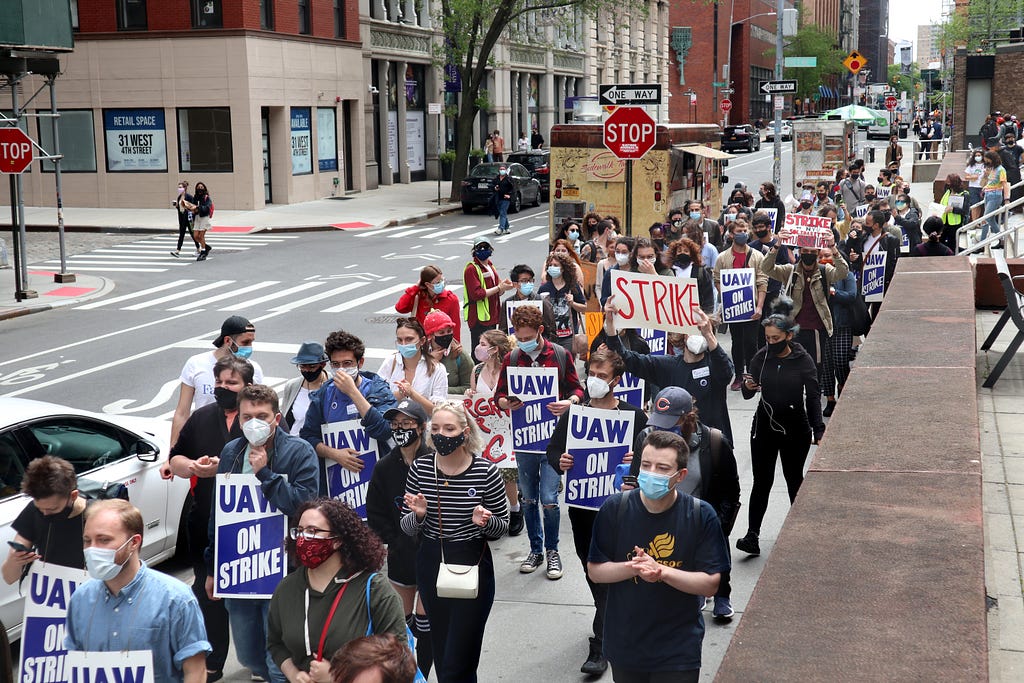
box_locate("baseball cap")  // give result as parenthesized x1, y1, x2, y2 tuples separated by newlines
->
(384, 399, 430, 425)
(473, 237, 492, 250)
(290, 341, 328, 365)
(214, 315, 255, 347)
(423, 310, 456, 337)
(647, 387, 694, 429)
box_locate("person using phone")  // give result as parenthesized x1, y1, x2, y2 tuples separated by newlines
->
(2, 455, 88, 584)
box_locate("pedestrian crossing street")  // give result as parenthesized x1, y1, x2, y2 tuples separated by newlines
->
(31, 233, 301, 274)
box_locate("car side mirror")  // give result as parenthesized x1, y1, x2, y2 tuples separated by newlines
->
(133, 440, 159, 462)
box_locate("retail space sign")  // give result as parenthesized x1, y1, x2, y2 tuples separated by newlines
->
(321, 418, 383, 518)
(213, 474, 287, 599)
(103, 109, 167, 172)
(18, 563, 90, 683)
(406, 111, 425, 172)
(291, 107, 312, 175)
(508, 367, 559, 453)
(565, 405, 635, 510)
(317, 108, 337, 172)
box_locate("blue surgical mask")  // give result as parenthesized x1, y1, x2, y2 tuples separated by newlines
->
(519, 281, 535, 296)
(433, 280, 445, 295)
(637, 470, 675, 500)
(732, 232, 749, 246)
(397, 343, 419, 359)
(233, 344, 253, 360)
(517, 336, 540, 353)
(567, 230, 579, 241)
(547, 266, 562, 279)
(689, 211, 702, 221)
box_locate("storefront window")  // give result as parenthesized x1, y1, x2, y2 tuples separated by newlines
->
(291, 107, 312, 175)
(178, 108, 233, 173)
(37, 110, 96, 172)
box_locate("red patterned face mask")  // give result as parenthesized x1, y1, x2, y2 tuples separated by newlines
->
(295, 536, 337, 568)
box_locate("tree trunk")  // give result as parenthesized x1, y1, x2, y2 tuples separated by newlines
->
(448, 95, 479, 201)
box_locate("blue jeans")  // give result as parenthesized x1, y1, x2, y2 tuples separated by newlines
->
(225, 598, 285, 683)
(983, 191, 1003, 240)
(498, 199, 510, 232)
(516, 451, 560, 553)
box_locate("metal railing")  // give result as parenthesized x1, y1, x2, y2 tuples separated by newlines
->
(955, 178, 1024, 257)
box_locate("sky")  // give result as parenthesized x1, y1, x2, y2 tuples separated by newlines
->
(888, 0, 946, 59)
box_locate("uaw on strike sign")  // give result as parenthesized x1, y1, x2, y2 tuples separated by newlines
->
(321, 418, 384, 519)
(565, 405, 636, 510)
(214, 474, 287, 599)
(18, 563, 90, 683)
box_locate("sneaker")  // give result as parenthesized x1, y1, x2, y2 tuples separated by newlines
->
(730, 379, 742, 391)
(508, 509, 524, 536)
(520, 552, 543, 574)
(169, 250, 180, 258)
(196, 251, 208, 261)
(580, 638, 608, 676)
(250, 674, 265, 682)
(736, 532, 760, 556)
(823, 399, 837, 418)
(545, 550, 563, 580)
(697, 595, 709, 611)
(713, 597, 735, 621)
(493, 228, 505, 236)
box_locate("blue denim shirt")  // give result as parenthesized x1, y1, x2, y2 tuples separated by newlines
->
(65, 562, 211, 683)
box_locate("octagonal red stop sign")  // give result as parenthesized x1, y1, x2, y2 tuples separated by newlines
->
(885, 95, 898, 111)
(603, 106, 657, 160)
(0, 128, 34, 174)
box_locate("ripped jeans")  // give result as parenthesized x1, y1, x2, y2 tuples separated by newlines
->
(516, 451, 561, 554)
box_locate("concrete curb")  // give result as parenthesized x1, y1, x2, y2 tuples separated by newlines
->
(0, 274, 116, 321)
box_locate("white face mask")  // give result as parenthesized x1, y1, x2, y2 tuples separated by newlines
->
(586, 375, 611, 399)
(615, 253, 630, 266)
(685, 335, 708, 355)
(242, 418, 273, 447)
(84, 537, 133, 581)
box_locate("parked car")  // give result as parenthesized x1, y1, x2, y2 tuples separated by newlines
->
(506, 150, 551, 200)
(765, 121, 793, 141)
(0, 397, 190, 641)
(459, 162, 542, 213)
(721, 124, 761, 153)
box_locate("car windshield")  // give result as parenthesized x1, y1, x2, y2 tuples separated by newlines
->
(469, 163, 505, 178)
(508, 154, 544, 169)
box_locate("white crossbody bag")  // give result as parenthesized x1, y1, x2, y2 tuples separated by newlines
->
(433, 457, 481, 599)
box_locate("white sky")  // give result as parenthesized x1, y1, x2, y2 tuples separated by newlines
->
(888, 0, 946, 60)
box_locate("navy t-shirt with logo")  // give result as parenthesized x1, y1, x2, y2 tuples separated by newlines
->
(588, 490, 730, 672)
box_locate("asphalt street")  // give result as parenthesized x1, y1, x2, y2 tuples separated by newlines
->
(1, 142, 824, 681)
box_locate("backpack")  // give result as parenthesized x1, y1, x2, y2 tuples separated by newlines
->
(208, 200, 214, 218)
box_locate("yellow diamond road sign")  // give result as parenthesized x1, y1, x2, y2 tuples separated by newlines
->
(844, 50, 867, 74)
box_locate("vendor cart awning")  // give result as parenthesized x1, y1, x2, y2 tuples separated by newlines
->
(674, 144, 735, 160)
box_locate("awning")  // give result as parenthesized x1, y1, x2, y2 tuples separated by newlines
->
(674, 144, 734, 160)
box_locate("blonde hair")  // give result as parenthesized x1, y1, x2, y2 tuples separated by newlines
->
(428, 401, 483, 455)
(85, 499, 144, 538)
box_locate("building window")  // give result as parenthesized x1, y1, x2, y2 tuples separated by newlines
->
(116, 0, 147, 31)
(177, 108, 233, 173)
(317, 108, 337, 171)
(334, 0, 344, 38)
(260, 0, 273, 30)
(38, 110, 96, 173)
(191, 0, 223, 29)
(298, 0, 311, 35)
(70, 0, 80, 31)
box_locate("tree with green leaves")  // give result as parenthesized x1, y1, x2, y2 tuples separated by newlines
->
(887, 63, 923, 98)
(438, 0, 639, 201)
(778, 22, 845, 105)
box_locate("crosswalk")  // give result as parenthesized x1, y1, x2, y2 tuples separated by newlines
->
(32, 233, 301, 274)
(357, 217, 551, 246)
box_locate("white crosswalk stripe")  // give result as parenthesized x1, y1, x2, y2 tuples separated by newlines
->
(77, 280, 197, 310)
(122, 280, 236, 310)
(321, 283, 411, 313)
(167, 281, 282, 311)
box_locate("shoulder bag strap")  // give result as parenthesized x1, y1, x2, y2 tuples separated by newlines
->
(363, 572, 377, 636)
(433, 457, 446, 566)
(315, 581, 350, 661)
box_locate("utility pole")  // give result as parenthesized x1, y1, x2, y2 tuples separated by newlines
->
(772, 0, 783, 189)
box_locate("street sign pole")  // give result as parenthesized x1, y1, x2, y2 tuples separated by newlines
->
(773, 0, 784, 190)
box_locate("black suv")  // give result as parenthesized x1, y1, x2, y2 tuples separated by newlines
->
(506, 149, 550, 200)
(721, 125, 761, 153)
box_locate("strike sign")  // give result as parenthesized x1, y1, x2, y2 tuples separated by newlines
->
(611, 270, 700, 334)
(720, 268, 757, 323)
(65, 651, 154, 683)
(214, 474, 287, 599)
(321, 419, 383, 519)
(463, 393, 515, 468)
(19, 563, 90, 683)
(508, 367, 559, 452)
(565, 405, 635, 510)
(781, 213, 833, 249)
(862, 251, 887, 302)
(612, 372, 644, 408)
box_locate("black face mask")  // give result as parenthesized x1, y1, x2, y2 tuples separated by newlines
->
(393, 427, 419, 448)
(434, 333, 454, 349)
(800, 252, 818, 267)
(300, 368, 324, 382)
(653, 238, 666, 249)
(882, 210, 892, 222)
(767, 340, 789, 356)
(755, 228, 770, 238)
(214, 386, 239, 411)
(674, 255, 692, 268)
(865, 194, 876, 202)
(432, 432, 465, 457)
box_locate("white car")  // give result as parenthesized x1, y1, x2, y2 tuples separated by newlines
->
(867, 110, 893, 140)
(765, 122, 792, 141)
(0, 397, 189, 641)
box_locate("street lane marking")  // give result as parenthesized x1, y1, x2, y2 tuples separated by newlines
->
(388, 227, 438, 238)
(228, 282, 327, 310)
(76, 280, 196, 310)
(320, 283, 410, 313)
(354, 225, 417, 238)
(121, 280, 235, 310)
(263, 282, 371, 311)
(34, 266, 169, 272)
(166, 281, 282, 311)
(60, 254, 188, 261)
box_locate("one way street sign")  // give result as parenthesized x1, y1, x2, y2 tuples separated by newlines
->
(599, 83, 662, 106)
(760, 80, 798, 94)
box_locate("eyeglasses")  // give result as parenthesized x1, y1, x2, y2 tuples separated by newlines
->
(329, 360, 358, 369)
(288, 526, 337, 540)
(390, 420, 419, 430)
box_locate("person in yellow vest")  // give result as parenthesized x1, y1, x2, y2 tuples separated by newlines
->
(463, 237, 514, 349)
(939, 173, 970, 253)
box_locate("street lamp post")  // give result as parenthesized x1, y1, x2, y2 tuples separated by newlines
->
(772, 0, 783, 189)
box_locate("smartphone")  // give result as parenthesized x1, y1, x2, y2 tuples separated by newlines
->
(7, 540, 34, 553)
(622, 475, 638, 488)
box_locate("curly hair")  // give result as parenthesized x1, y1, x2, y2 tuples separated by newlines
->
(22, 455, 77, 499)
(325, 330, 366, 361)
(330, 634, 417, 683)
(666, 237, 703, 268)
(511, 303, 544, 331)
(582, 212, 603, 234)
(545, 251, 579, 287)
(289, 498, 387, 573)
(550, 238, 585, 270)
(681, 219, 706, 247)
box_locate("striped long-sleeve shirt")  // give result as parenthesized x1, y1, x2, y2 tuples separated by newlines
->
(401, 455, 509, 542)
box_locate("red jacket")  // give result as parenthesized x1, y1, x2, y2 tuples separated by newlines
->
(493, 339, 584, 403)
(463, 258, 501, 327)
(395, 287, 463, 342)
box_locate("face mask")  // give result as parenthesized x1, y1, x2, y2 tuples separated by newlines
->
(725, 213, 737, 222)
(393, 427, 419, 448)
(343, 366, 360, 378)
(800, 202, 812, 210)
(519, 281, 535, 296)
(517, 336, 540, 354)
(675, 255, 692, 268)
(242, 418, 273, 447)
(615, 253, 630, 265)
(547, 265, 562, 279)
(800, 252, 818, 266)
(177, 187, 185, 195)
(586, 375, 611, 399)
(300, 368, 323, 382)
(637, 470, 674, 500)
(685, 335, 708, 355)
(851, 174, 860, 181)
(975, 156, 983, 163)
(397, 342, 419, 359)
(882, 210, 892, 222)
(653, 238, 666, 249)
(474, 248, 492, 261)
(84, 537, 133, 581)
(499, 170, 508, 175)
(567, 230, 579, 241)
(474, 344, 492, 362)
(732, 232, 749, 246)
(865, 194, 876, 202)
(672, 219, 684, 228)
(232, 342, 253, 360)
(767, 339, 789, 356)
(689, 211, 702, 221)
(639, 257, 656, 267)
(755, 228, 770, 238)
(432, 432, 466, 457)
(295, 536, 337, 569)
(877, 177, 884, 184)
(434, 333, 454, 349)
(432, 280, 445, 295)
(895, 202, 907, 210)
(214, 386, 239, 411)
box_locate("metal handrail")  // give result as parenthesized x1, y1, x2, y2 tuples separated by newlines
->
(956, 196, 1024, 257)
(966, 177, 1024, 214)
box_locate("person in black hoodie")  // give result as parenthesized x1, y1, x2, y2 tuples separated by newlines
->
(365, 398, 434, 677)
(735, 297, 823, 556)
(754, 181, 787, 228)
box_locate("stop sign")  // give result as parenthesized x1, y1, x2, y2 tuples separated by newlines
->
(885, 95, 898, 111)
(0, 128, 34, 174)
(603, 106, 657, 160)
(720, 99, 733, 113)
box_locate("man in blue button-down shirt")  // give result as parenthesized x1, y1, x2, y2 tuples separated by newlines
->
(66, 499, 210, 683)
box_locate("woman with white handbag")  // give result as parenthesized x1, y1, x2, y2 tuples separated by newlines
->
(401, 402, 509, 682)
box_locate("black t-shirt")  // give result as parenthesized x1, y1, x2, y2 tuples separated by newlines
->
(12, 501, 87, 570)
(538, 280, 585, 341)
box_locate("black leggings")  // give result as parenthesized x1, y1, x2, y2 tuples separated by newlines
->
(745, 406, 812, 535)
(729, 321, 759, 377)
(568, 506, 608, 644)
(176, 218, 198, 251)
(416, 537, 495, 683)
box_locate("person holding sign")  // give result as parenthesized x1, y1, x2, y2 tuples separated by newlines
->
(754, 182, 787, 228)
(938, 174, 970, 252)
(268, 499, 407, 683)
(498, 264, 556, 339)
(206, 385, 319, 683)
(280, 342, 330, 436)
(599, 238, 636, 306)
(538, 252, 587, 352)
(494, 305, 584, 578)
(848, 210, 900, 321)
(587, 431, 730, 683)
(66, 500, 211, 683)
(401, 402, 509, 683)
(665, 237, 716, 314)
(713, 218, 768, 390)
(892, 192, 923, 253)
(546, 349, 647, 677)
(735, 299, 824, 557)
